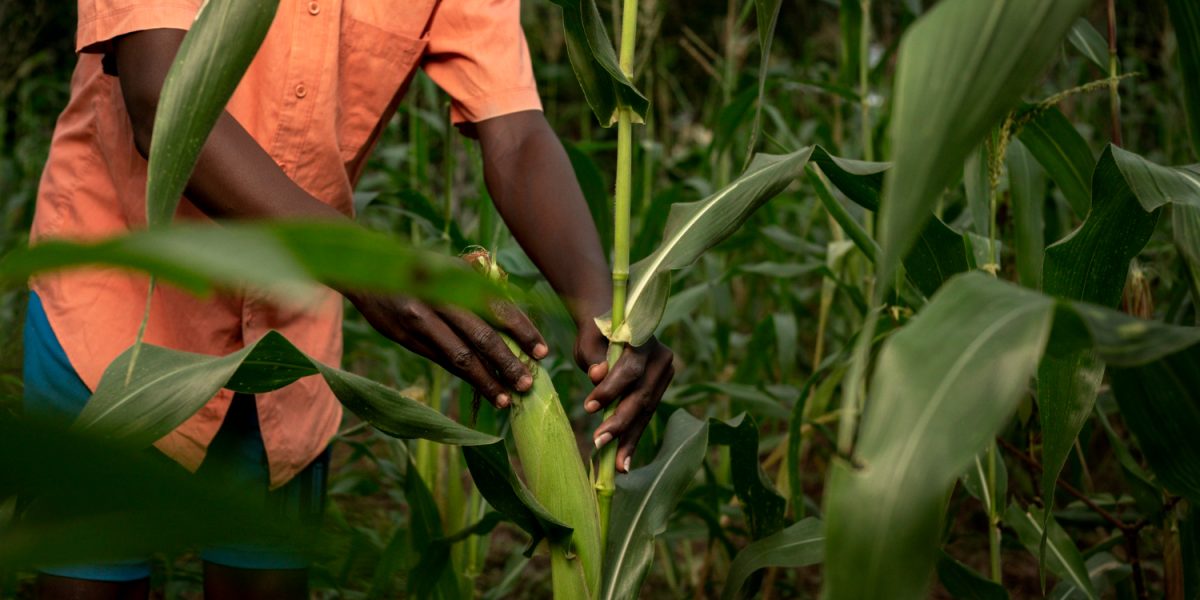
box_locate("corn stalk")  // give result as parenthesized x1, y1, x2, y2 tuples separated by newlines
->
(596, 0, 641, 548)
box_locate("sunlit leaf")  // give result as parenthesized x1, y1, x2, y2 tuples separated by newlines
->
(600, 149, 812, 345)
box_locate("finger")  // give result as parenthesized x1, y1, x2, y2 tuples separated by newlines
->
(615, 412, 652, 474)
(583, 350, 646, 414)
(592, 394, 642, 452)
(415, 309, 512, 408)
(587, 361, 608, 385)
(615, 365, 672, 472)
(439, 307, 533, 392)
(491, 300, 548, 359)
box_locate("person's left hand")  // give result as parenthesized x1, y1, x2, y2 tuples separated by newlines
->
(574, 323, 674, 473)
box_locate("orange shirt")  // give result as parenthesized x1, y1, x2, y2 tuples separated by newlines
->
(32, 0, 542, 488)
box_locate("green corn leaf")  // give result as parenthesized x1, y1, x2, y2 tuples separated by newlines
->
(600, 410, 708, 600)
(839, 0, 863, 89)
(1009, 139, 1047, 288)
(708, 414, 786, 540)
(1038, 146, 1164, 530)
(1067, 18, 1109, 70)
(1110, 346, 1200, 505)
(936, 553, 1010, 600)
(964, 146, 992, 236)
(0, 221, 505, 313)
(599, 148, 812, 345)
(0, 418, 295, 569)
(1016, 106, 1094, 219)
(877, 0, 1088, 290)
(565, 142, 614, 254)
(812, 147, 969, 297)
(720, 518, 824, 600)
(1174, 204, 1200, 308)
(547, 0, 649, 126)
(76, 331, 498, 449)
(1111, 145, 1200, 211)
(1004, 505, 1098, 599)
(1049, 552, 1133, 599)
(145, 0, 279, 227)
(461, 442, 574, 556)
(744, 0, 784, 165)
(824, 273, 1058, 600)
(1167, 0, 1200, 159)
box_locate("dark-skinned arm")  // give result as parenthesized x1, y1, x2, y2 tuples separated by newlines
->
(476, 111, 675, 472)
(114, 29, 549, 409)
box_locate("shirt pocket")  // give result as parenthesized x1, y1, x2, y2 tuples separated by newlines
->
(336, 14, 427, 162)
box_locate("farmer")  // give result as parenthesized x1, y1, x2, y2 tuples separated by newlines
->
(26, 1, 674, 597)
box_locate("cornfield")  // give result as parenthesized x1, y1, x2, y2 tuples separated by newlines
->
(3, 0, 1200, 598)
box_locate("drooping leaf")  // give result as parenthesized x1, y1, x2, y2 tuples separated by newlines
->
(461, 442, 574, 556)
(1016, 106, 1094, 218)
(1067, 18, 1109, 70)
(720, 518, 824, 600)
(1109, 345, 1200, 505)
(878, 0, 1089, 290)
(600, 410, 708, 600)
(811, 147, 970, 297)
(1004, 505, 1098, 599)
(1049, 552, 1132, 599)
(1, 222, 504, 313)
(145, 0, 279, 227)
(1008, 139, 1046, 288)
(936, 553, 1010, 600)
(1038, 146, 1163, 523)
(1167, 0, 1200, 158)
(547, 0, 649, 126)
(1111, 145, 1200, 211)
(825, 273, 1057, 600)
(600, 149, 812, 345)
(76, 331, 498, 450)
(709, 414, 786, 540)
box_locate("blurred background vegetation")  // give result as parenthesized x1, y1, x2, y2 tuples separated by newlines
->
(0, 0, 1193, 597)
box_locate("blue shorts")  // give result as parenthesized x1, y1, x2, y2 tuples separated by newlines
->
(23, 292, 330, 581)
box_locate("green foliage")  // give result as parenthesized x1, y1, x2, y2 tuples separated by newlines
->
(720, 518, 824, 600)
(878, 0, 1088, 288)
(546, 0, 648, 126)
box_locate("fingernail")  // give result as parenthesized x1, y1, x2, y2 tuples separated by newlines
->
(497, 393, 511, 408)
(623, 456, 631, 472)
(533, 343, 549, 359)
(588, 363, 606, 380)
(594, 432, 612, 449)
(585, 400, 600, 413)
(517, 375, 533, 391)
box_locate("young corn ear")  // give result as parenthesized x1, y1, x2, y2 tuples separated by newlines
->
(464, 249, 603, 599)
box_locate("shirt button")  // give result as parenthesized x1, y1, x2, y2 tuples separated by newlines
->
(307, 1, 320, 15)
(294, 83, 308, 98)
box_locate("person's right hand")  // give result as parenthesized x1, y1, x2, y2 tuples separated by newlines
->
(348, 292, 549, 408)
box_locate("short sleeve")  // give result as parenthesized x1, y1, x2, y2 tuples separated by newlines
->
(77, 0, 202, 55)
(421, 0, 543, 124)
